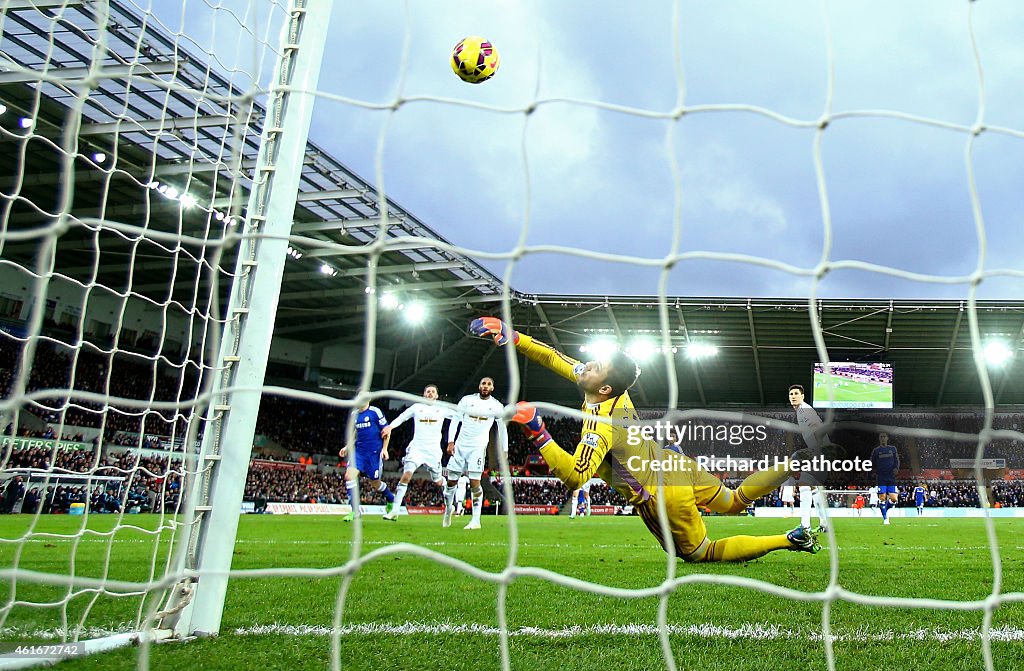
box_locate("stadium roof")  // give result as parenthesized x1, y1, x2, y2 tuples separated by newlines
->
(0, 0, 506, 344)
(399, 296, 1024, 409)
(2, 2, 1023, 409)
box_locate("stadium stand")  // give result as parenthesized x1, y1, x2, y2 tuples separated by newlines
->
(4, 338, 1024, 511)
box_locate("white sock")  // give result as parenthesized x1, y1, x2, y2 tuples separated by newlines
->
(471, 486, 483, 521)
(799, 488, 812, 528)
(394, 481, 408, 510)
(443, 484, 456, 510)
(346, 481, 359, 516)
(813, 488, 829, 528)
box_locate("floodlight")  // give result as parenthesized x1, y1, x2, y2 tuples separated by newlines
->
(983, 340, 1013, 366)
(586, 339, 618, 361)
(686, 343, 719, 359)
(404, 301, 426, 324)
(626, 339, 658, 361)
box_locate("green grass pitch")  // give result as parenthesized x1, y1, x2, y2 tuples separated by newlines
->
(813, 372, 893, 405)
(1, 514, 1022, 670)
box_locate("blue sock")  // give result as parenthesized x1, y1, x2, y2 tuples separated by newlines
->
(378, 481, 395, 503)
(880, 501, 889, 519)
(346, 481, 359, 510)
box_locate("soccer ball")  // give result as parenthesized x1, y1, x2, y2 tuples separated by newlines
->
(451, 36, 500, 84)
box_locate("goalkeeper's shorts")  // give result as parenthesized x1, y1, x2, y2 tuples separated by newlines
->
(633, 478, 726, 562)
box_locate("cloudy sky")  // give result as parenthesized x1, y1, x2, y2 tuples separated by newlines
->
(157, 0, 1024, 300)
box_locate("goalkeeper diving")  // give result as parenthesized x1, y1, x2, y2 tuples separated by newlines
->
(470, 317, 821, 562)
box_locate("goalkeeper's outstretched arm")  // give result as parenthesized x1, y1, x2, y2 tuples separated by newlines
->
(470, 317, 582, 384)
(511, 402, 609, 491)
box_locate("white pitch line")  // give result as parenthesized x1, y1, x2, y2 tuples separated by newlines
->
(234, 622, 1024, 642)
(4, 622, 1023, 643)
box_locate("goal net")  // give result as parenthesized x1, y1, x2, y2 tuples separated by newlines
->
(0, 0, 318, 663)
(0, 1, 1022, 671)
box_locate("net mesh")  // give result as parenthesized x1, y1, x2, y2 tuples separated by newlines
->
(0, 1, 1022, 670)
(0, 0, 287, 655)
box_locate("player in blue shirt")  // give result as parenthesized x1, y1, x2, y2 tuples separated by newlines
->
(338, 401, 395, 522)
(870, 432, 900, 525)
(913, 483, 927, 516)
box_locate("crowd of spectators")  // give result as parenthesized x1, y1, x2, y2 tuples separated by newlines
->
(755, 480, 997, 509)
(0, 442, 185, 515)
(0, 337, 198, 441)
(2, 438, 1022, 512)
(5, 333, 1024, 513)
(243, 465, 610, 509)
(240, 466, 1018, 510)
(991, 481, 1024, 507)
(245, 465, 445, 507)
(255, 396, 347, 456)
(6, 330, 1023, 469)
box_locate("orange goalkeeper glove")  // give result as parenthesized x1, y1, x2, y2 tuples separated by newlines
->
(511, 401, 553, 448)
(469, 317, 519, 347)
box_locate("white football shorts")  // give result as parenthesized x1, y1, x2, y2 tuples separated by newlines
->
(444, 444, 485, 481)
(402, 444, 443, 482)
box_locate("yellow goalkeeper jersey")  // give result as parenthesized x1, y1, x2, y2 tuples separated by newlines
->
(516, 334, 716, 506)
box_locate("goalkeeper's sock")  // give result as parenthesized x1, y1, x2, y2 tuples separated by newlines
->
(443, 484, 456, 511)
(346, 481, 359, 514)
(736, 461, 793, 499)
(377, 481, 394, 503)
(730, 463, 794, 514)
(393, 482, 408, 510)
(703, 535, 792, 562)
(471, 486, 483, 522)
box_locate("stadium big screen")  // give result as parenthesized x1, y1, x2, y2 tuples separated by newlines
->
(812, 362, 894, 409)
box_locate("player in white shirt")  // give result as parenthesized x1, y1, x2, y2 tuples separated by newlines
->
(569, 479, 594, 519)
(868, 485, 880, 513)
(788, 384, 830, 533)
(443, 377, 508, 530)
(780, 485, 796, 516)
(380, 384, 450, 521)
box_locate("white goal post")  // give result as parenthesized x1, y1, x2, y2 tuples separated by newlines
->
(1, 2, 1023, 671)
(168, 0, 332, 639)
(0, 0, 334, 663)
